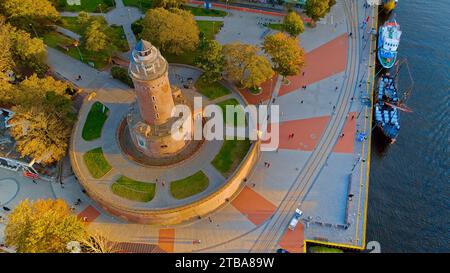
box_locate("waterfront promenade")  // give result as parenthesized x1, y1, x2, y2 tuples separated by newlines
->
(0, 0, 376, 253)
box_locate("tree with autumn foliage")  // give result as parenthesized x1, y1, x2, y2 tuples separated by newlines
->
(223, 42, 274, 89)
(152, 0, 187, 9)
(5, 74, 75, 165)
(283, 11, 304, 37)
(195, 39, 224, 83)
(141, 8, 199, 55)
(4, 199, 87, 253)
(262, 32, 305, 78)
(0, 0, 59, 32)
(304, 0, 336, 24)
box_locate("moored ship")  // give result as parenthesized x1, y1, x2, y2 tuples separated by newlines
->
(374, 74, 400, 143)
(377, 19, 402, 69)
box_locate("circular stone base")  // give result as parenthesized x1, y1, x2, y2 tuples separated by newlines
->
(117, 118, 204, 167)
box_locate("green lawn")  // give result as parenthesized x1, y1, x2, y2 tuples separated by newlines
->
(267, 23, 284, 31)
(212, 139, 251, 178)
(195, 76, 230, 99)
(197, 20, 224, 40)
(82, 101, 109, 141)
(309, 246, 344, 253)
(123, 0, 152, 12)
(42, 31, 117, 69)
(183, 6, 227, 17)
(217, 98, 246, 127)
(57, 17, 129, 52)
(58, 16, 86, 35)
(83, 147, 112, 179)
(170, 171, 209, 200)
(111, 176, 156, 202)
(55, 0, 114, 12)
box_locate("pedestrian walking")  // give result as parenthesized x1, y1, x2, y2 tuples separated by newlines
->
(349, 32, 353, 37)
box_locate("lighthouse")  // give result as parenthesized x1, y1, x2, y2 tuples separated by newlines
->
(126, 40, 192, 157)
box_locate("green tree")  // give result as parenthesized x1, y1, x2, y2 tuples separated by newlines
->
(283, 11, 304, 37)
(263, 32, 305, 78)
(152, 0, 187, 9)
(83, 19, 109, 53)
(223, 42, 274, 88)
(195, 40, 224, 83)
(141, 8, 199, 55)
(304, 0, 335, 23)
(4, 199, 87, 253)
(0, 0, 59, 31)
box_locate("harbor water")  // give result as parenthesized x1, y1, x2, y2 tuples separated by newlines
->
(366, 0, 450, 252)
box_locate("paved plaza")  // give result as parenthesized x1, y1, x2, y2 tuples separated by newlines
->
(0, 0, 376, 253)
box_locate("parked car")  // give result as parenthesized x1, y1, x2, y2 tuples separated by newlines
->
(288, 208, 303, 230)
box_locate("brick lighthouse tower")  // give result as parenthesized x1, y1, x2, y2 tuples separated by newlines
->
(127, 40, 192, 157)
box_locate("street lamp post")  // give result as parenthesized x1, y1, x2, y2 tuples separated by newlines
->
(74, 41, 84, 62)
(29, 23, 38, 37)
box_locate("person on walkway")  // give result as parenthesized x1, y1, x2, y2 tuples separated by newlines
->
(76, 75, 82, 81)
(349, 32, 353, 37)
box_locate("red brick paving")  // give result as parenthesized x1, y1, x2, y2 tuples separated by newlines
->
(279, 223, 305, 253)
(279, 34, 348, 97)
(333, 112, 357, 154)
(265, 116, 330, 151)
(158, 228, 175, 253)
(238, 75, 277, 104)
(77, 205, 100, 225)
(231, 186, 277, 226)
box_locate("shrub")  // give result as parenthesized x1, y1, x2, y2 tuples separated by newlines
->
(111, 66, 134, 87)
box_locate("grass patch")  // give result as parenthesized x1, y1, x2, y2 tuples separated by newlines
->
(111, 176, 156, 202)
(55, 0, 114, 12)
(57, 17, 129, 52)
(58, 16, 85, 34)
(195, 76, 230, 99)
(197, 20, 224, 40)
(267, 23, 284, 31)
(82, 101, 109, 141)
(83, 147, 112, 179)
(183, 6, 227, 17)
(309, 246, 344, 253)
(170, 171, 209, 199)
(123, 0, 152, 12)
(217, 98, 246, 127)
(212, 139, 251, 178)
(42, 31, 120, 69)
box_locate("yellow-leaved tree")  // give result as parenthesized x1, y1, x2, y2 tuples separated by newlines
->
(4, 199, 87, 253)
(141, 8, 199, 55)
(262, 32, 305, 78)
